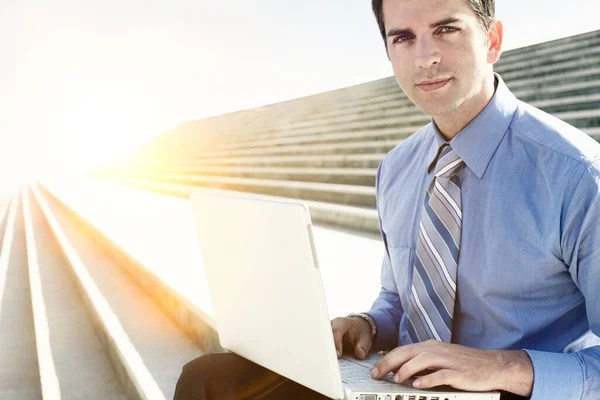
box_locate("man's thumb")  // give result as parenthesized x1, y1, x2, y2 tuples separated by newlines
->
(354, 338, 371, 359)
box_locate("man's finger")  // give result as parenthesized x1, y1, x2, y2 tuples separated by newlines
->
(354, 335, 370, 359)
(331, 324, 343, 358)
(413, 369, 457, 389)
(370, 345, 414, 378)
(393, 351, 443, 383)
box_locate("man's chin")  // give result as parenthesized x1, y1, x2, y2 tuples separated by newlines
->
(415, 102, 454, 117)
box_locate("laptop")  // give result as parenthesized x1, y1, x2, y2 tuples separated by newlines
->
(190, 189, 500, 400)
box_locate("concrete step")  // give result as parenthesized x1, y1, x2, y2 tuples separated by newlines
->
(23, 188, 130, 400)
(497, 30, 600, 64)
(32, 184, 206, 400)
(0, 193, 43, 400)
(502, 55, 600, 82)
(162, 153, 386, 169)
(117, 172, 376, 208)
(517, 79, 600, 103)
(195, 138, 401, 158)
(151, 165, 378, 187)
(95, 176, 380, 234)
(496, 41, 600, 75)
(536, 92, 600, 114)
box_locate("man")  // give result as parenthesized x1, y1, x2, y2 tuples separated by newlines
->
(175, 0, 600, 399)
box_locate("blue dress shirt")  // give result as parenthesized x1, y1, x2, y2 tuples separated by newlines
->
(367, 72, 600, 400)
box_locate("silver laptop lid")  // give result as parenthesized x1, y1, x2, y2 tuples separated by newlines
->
(190, 190, 345, 399)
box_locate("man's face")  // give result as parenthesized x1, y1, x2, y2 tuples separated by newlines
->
(382, 0, 494, 118)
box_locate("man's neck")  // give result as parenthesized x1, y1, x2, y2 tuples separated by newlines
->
(434, 73, 498, 142)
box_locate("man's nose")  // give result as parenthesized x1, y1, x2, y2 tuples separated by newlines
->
(414, 38, 441, 69)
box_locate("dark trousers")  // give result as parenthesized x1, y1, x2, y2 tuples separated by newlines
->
(173, 352, 330, 400)
(174, 352, 525, 400)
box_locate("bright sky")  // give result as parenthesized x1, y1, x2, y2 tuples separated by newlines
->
(1, 0, 598, 194)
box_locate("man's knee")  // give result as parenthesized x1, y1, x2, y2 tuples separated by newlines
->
(175, 353, 235, 400)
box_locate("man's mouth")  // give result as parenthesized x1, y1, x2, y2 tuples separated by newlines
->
(416, 78, 452, 92)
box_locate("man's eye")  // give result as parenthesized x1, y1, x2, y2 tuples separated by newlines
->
(393, 35, 413, 44)
(439, 26, 458, 33)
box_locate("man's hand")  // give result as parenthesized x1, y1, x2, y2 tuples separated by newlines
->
(369, 340, 533, 397)
(331, 316, 373, 360)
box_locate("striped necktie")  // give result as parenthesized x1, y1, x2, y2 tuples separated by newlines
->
(407, 143, 464, 343)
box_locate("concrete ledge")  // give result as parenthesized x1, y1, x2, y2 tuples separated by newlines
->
(197, 138, 402, 158)
(0, 192, 19, 317)
(22, 189, 61, 399)
(122, 172, 377, 208)
(152, 165, 377, 187)
(167, 153, 385, 169)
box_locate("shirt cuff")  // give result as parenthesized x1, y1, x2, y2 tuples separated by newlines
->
(524, 349, 584, 400)
(366, 309, 398, 352)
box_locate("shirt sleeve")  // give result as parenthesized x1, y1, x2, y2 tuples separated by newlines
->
(366, 157, 404, 352)
(524, 158, 600, 400)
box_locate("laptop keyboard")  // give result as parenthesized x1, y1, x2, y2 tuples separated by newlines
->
(339, 357, 397, 386)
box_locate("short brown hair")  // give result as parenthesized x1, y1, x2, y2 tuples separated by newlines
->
(371, 0, 495, 52)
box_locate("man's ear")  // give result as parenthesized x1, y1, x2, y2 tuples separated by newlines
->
(487, 19, 503, 64)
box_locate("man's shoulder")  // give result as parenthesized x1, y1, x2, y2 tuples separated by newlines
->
(379, 123, 433, 172)
(511, 100, 600, 167)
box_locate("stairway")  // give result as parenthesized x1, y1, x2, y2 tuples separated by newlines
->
(0, 186, 224, 399)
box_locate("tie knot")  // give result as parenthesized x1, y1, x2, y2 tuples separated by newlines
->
(428, 143, 464, 178)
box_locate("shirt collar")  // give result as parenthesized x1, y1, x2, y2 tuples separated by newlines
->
(430, 72, 518, 179)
